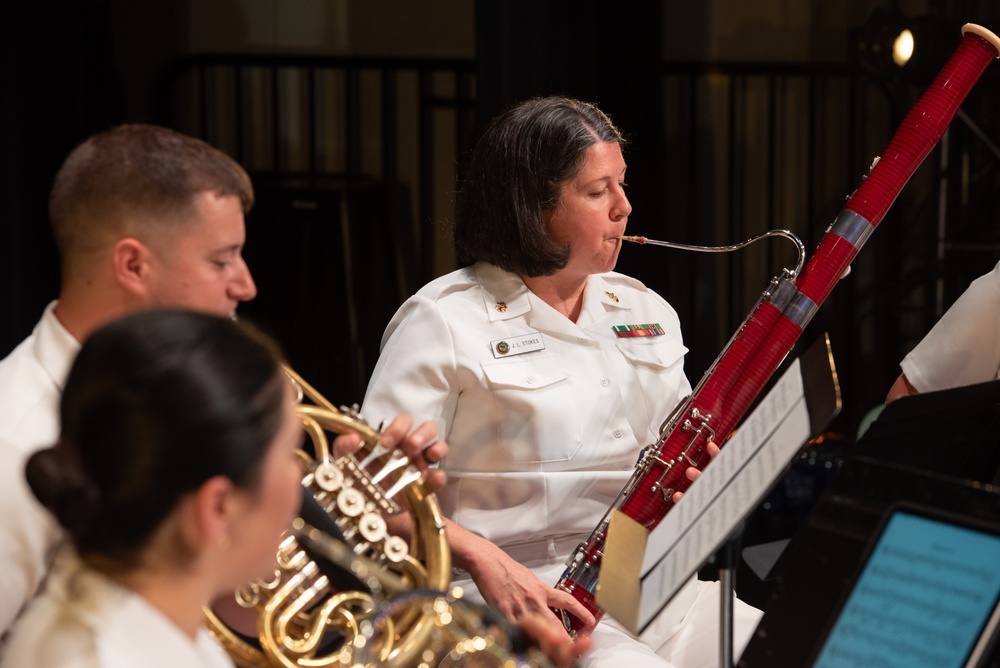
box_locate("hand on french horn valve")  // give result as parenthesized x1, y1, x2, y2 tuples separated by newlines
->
(332, 414, 449, 492)
(671, 440, 720, 503)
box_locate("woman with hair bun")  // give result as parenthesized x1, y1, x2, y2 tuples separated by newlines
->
(1, 309, 303, 668)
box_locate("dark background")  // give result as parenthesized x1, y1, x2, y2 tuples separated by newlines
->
(5, 1, 1000, 416)
(3, 5, 1000, 587)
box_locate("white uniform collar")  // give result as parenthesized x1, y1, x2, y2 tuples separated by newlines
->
(579, 272, 631, 329)
(475, 263, 531, 321)
(33, 301, 80, 392)
(475, 263, 631, 322)
(47, 550, 232, 668)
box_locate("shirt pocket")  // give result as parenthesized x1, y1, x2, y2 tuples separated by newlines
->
(482, 354, 570, 390)
(616, 338, 688, 369)
(617, 338, 690, 434)
(477, 354, 581, 465)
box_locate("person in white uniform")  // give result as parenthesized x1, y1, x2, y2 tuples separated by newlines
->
(1, 309, 304, 668)
(886, 259, 1000, 404)
(0, 123, 575, 668)
(0, 124, 452, 644)
(0, 125, 259, 636)
(362, 96, 762, 667)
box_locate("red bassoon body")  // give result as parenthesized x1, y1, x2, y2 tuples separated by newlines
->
(555, 24, 1000, 634)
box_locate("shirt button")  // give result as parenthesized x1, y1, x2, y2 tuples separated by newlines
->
(622, 464, 632, 471)
(612, 428, 623, 438)
(600, 378, 610, 387)
(525, 376, 535, 384)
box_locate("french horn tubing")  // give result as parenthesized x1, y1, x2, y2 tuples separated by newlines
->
(204, 367, 451, 668)
(298, 525, 557, 668)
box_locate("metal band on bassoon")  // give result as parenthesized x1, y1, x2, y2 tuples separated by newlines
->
(828, 209, 875, 249)
(769, 281, 818, 329)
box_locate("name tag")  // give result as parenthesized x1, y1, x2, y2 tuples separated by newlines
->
(491, 332, 546, 358)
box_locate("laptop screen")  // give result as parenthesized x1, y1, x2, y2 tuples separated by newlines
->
(812, 508, 1000, 668)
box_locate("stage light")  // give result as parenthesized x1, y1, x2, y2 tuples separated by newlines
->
(892, 29, 914, 66)
(851, 7, 909, 78)
(851, 9, 959, 85)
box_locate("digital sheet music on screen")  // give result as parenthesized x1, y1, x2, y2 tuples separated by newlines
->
(812, 509, 1000, 668)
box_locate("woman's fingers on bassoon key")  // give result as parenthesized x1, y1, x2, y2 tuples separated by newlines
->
(707, 440, 720, 459)
(547, 589, 596, 630)
(672, 442, 720, 502)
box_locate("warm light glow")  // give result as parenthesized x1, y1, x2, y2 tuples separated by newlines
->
(893, 29, 914, 66)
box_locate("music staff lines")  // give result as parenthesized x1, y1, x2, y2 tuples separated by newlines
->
(864, 561, 991, 607)
(880, 544, 997, 586)
(814, 623, 949, 668)
(817, 619, 962, 667)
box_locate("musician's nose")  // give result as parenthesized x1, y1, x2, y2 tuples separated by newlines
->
(612, 187, 631, 221)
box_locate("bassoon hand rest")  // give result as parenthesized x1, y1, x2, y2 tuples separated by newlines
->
(554, 23, 1000, 635)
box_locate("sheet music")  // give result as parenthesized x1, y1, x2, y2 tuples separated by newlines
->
(598, 356, 814, 633)
(813, 511, 1000, 668)
(641, 357, 807, 568)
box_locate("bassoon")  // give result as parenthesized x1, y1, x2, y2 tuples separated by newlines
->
(555, 23, 1000, 634)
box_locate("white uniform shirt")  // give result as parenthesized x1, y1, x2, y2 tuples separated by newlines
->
(901, 260, 1000, 393)
(363, 263, 762, 667)
(362, 262, 691, 553)
(0, 302, 78, 634)
(1, 552, 234, 668)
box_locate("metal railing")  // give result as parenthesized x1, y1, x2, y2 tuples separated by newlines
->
(161, 54, 965, 426)
(160, 53, 477, 285)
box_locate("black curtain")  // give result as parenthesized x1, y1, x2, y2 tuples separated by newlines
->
(473, 1, 671, 299)
(0, 4, 124, 355)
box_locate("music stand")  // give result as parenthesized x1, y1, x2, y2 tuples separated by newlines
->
(596, 334, 841, 667)
(856, 378, 1000, 486)
(738, 381, 1000, 667)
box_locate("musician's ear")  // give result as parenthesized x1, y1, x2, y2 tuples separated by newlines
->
(190, 475, 238, 552)
(112, 237, 155, 298)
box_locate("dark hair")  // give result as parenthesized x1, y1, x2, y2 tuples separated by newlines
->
(454, 96, 626, 277)
(48, 124, 254, 268)
(26, 309, 287, 568)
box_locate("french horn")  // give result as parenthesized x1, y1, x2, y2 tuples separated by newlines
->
(205, 368, 553, 667)
(205, 367, 451, 667)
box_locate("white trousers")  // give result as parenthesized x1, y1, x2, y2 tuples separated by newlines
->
(582, 579, 762, 668)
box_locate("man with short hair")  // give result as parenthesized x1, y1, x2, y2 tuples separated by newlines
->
(0, 124, 259, 634)
(0, 125, 449, 649)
